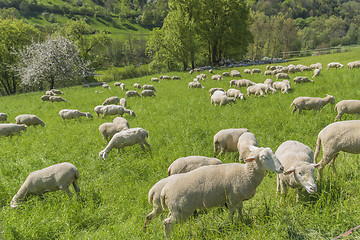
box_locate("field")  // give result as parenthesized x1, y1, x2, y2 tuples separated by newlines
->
(1, 47, 360, 239)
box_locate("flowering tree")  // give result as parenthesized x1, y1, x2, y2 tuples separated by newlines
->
(14, 34, 92, 90)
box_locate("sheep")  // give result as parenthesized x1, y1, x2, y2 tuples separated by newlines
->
(189, 70, 194, 74)
(276, 73, 291, 80)
(196, 73, 207, 81)
(222, 72, 230, 77)
(119, 98, 127, 108)
(41, 95, 50, 102)
(168, 156, 223, 176)
(120, 83, 125, 91)
(102, 96, 120, 105)
(227, 88, 245, 99)
(264, 70, 273, 76)
(134, 83, 141, 89)
(312, 69, 320, 78)
(0, 123, 27, 137)
(94, 105, 104, 118)
(209, 88, 225, 96)
(310, 63, 323, 69)
(293, 76, 314, 84)
(300, 65, 312, 72)
(102, 83, 111, 89)
(275, 140, 320, 202)
(113, 116, 129, 126)
(142, 90, 156, 97)
(10, 162, 80, 208)
(51, 89, 63, 95)
(211, 74, 223, 81)
(101, 105, 135, 118)
(273, 80, 291, 93)
(291, 94, 335, 114)
(49, 96, 67, 102)
(59, 109, 93, 120)
(160, 75, 171, 80)
(0, 113, 7, 122)
(264, 78, 273, 88)
(151, 77, 160, 82)
(251, 68, 261, 75)
(126, 90, 141, 98)
(247, 85, 264, 97)
(99, 122, 129, 141)
(211, 91, 236, 106)
(327, 62, 344, 70)
(209, 69, 213, 73)
(230, 70, 242, 77)
(172, 76, 181, 80)
(46, 90, 56, 96)
(15, 114, 46, 127)
(314, 120, 360, 180)
(347, 61, 360, 69)
(237, 132, 258, 162)
(188, 81, 204, 89)
(244, 69, 251, 74)
(142, 85, 156, 91)
(114, 82, 121, 87)
(159, 146, 284, 236)
(230, 79, 255, 88)
(98, 127, 150, 160)
(334, 100, 360, 121)
(213, 128, 249, 156)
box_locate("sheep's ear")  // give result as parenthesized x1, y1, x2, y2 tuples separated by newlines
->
(249, 145, 259, 152)
(245, 158, 255, 162)
(283, 168, 295, 175)
(312, 163, 320, 168)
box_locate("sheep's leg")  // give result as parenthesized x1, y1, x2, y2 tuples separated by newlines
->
(330, 153, 339, 176)
(291, 106, 296, 113)
(63, 188, 73, 198)
(139, 143, 145, 151)
(317, 152, 336, 181)
(335, 113, 342, 121)
(163, 215, 176, 237)
(144, 140, 151, 151)
(143, 207, 163, 232)
(236, 201, 243, 221)
(276, 175, 281, 193)
(298, 108, 302, 114)
(214, 143, 219, 157)
(72, 180, 80, 194)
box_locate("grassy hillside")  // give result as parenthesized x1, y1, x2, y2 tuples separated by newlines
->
(1, 48, 360, 239)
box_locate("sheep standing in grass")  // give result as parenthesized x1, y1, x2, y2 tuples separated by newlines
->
(314, 120, 360, 180)
(134, 83, 141, 89)
(119, 98, 127, 108)
(222, 72, 230, 77)
(46, 90, 56, 96)
(41, 95, 50, 102)
(188, 81, 204, 89)
(231, 70, 242, 77)
(211, 91, 236, 106)
(264, 79, 273, 88)
(94, 105, 104, 118)
(49, 96, 67, 102)
(59, 109, 93, 120)
(275, 140, 319, 202)
(101, 105, 135, 118)
(310, 63, 322, 69)
(273, 81, 291, 93)
(244, 69, 251, 74)
(209, 88, 225, 96)
(212, 74, 223, 81)
(113, 117, 129, 126)
(103, 96, 120, 105)
(347, 61, 360, 69)
(0, 123, 27, 137)
(98, 127, 150, 160)
(114, 82, 121, 87)
(120, 83, 125, 91)
(0, 113, 7, 122)
(102, 83, 111, 89)
(312, 69, 320, 78)
(237, 132, 258, 162)
(327, 62, 344, 70)
(142, 90, 156, 97)
(214, 128, 249, 156)
(172, 76, 181, 80)
(293, 76, 313, 84)
(227, 89, 245, 100)
(168, 156, 223, 176)
(276, 73, 291, 81)
(126, 90, 140, 97)
(15, 114, 46, 127)
(10, 162, 80, 208)
(231, 79, 255, 88)
(51, 89, 63, 95)
(251, 68, 261, 75)
(291, 94, 335, 114)
(159, 146, 284, 236)
(334, 100, 360, 121)
(151, 77, 160, 82)
(99, 122, 129, 141)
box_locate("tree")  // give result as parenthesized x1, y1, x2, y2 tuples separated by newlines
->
(14, 34, 91, 90)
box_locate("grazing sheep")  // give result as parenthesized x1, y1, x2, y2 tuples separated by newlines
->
(334, 100, 360, 121)
(273, 81, 291, 93)
(168, 156, 223, 176)
(120, 83, 125, 91)
(98, 127, 150, 160)
(196, 74, 207, 81)
(293, 76, 314, 84)
(214, 128, 249, 156)
(0, 123, 27, 137)
(101, 105, 135, 118)
(244, 69, 251, 74)
(209, 69, 213, 73)
(49, 96, 67, 102)
(102, 96, 120, 105)
(41, 95, 50, 102)
(230, 70, 242, 77)
(159, 146, 284, 236)
(189, 70, 194, 74)
(291, 94, 335, 114)
(114, 82, 121, 87)
(276, 73, 291, 80)
(312, 69, 320, 78)
(102, 83, 111, 89)
(45, 90, 56, 96)
(15, 114, 45, 127)
(222, 72, 230, 77)
(264, 70, 273, 76)
(347, 61, 360, 69)
(275, 140, 319, 202)
(119, 98, 127, 108)
(94, 105, 104, 118)
(59, 109, 93, 120)
(113, 117, 130, 127)
(251, 68, 262, 75)
(134, 83, 142, 89)
(126, 90, 141, 98)
(310, 63, 323, 69)
(327, 62, 344, 70)
(300, 66, 312, 72)
(10, 162, 80, 208)
(142, 90, 156, 97)
(211, 74, 223, 81)
(172, 76, 181, 80)
(227, 88, 245, 99)
(264, 78, 274, 88)
(209, 88, 225, 96)
(230, 79, 255, 88)
(99, 122, 129, 141)
(237, 132, 258, 162)
(51, 89, 63, 95)
(160, 75, 171, 80)
(151, 77, 160, 82)
(188, 81, 204, 89)
(247, 84, 275, 96)
(142, 85, 156, 91)
(314, 120, 360, 180)
(0, 113, 7, 122)
(211, 91, 236, 106)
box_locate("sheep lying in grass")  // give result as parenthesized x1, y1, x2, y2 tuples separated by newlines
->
(334, 100, 360, 121)
(10, 162, 80, 208)
(98, 127, 150, 160)
(314, 120, 360, 180)
(276, 73, 291, 81)
(94, 105, 104, 118)
(101, 105, 135, 118)
(209, 88, 225, 96)
(237, 132, 258, 162)
(15, 114, 46, 127)
(99, 122, 129, 141)
(275, 140, 319, 202)
(327, 62, 344, 70)
(211, 91, 236, 106)
(59, 109, 93, 120)
(211, 74, 223, 81)
(188, 81, 204, 89)
(168, 156, 223, 176)
(312, 69, 320, 78)
(159, 146, 284, 236)
(119, 98, 127, 108)
(293, 76, 314, 84)
(291, 94, 335, 114)
(0, 123, 27, 137)
(51, 89, 63, 95)
(142, 90, 156, 97)
(227, 89, 245, 99)
(103, 96, 120, 105)
(126, 90, 140, 97)
(214, 128, 249, 156)
(41, 95, 50, 101)
(49, 96, 67, 102)
(0, 113, 7, 122)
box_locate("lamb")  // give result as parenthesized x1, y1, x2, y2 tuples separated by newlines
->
(293, 76, 314, 84)
(102, 83, 111, 89)
(276, 73, 291, 80)
(98, 127, 150, 160)
(211, 74, 223, 81)
(188, 81, 204, 89)
(0, 113, 7, 122)
(213, 128, 249, 156)
(46, 90, 56, 96)
(134, 83, 141, 89)
(0, 123, 27, 137)
(237, 132, 258, 162)
(49, 96, 67, 102)
(159, 146, 284, 236)
(314, 120, 360, 180)
(126, 90, 141, 97)
(291, 94, 335, 114)
(312, 69, 320, 78)
(251, 68, 262, 74)
(94, 105, 104, 118)
(231, 70, 242, 77)
(273, 80, 291, 93)
(167, 156, 223, 176)
(99, 122, 129, 141)
(227, 88, 245, 99)
(142, 85, 156, 91)
(211, 91, 236, 106)
(101, 105, 136, 118)
(209, 88, 225, 96)
(15, 114, 46, 127)
(51, 89, 63, 95)
(41, 95, 50, 101)
(10, 162, 80, 208)
(59, 109, 93, 120)
(334, 100, 360, 121)
(142, 90, 156, 97)
(275, 140, 319, 202)
(102, 96, 120, 105)
(327, 62, 344, 70)
(151, 77, 160, 82)
(119, 98, 127, 108)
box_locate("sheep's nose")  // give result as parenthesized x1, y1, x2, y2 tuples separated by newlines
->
(280, 166, 284, 172)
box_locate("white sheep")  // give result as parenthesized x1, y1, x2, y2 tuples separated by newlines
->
(41, 95, 50, 102)
(114, 82, 121, 87)
(134, 83, 142, 89)
(0, 113, 7, 122)
(0, 123, 27, 137)
(264, 70, 273, 76)
(159, 146, 284, 236)
(119, 98, 127, 108)
(275, 140, 319, 202)
(293, 76, 314, 84)
(59, 109, 93, 120)
(237, 132, 258, 162)
(142, 90, 156, 97)
(310, 63, 323, 69)
(151, 77, 160, 82)
(230, 79, 255, 88)
(209, 69, 213, 73)
(126, 90, 141, 97)
(347, 61, 360, 69)
(46, 90, 56, 96)
(188, 81, 204, 89)
(334, 100, 360, 121)
(211, 74, 223, 81)
(264, 78, 274, 88)
(230, 70, 242, 77)
(101, 105, 135, 118)
(314, 120, 360, 180)
(209, 88, 225, 96)
(214, 128, 249, 156)
(227, 88, 245, 99)
(102, 83, 111, 89)
(247, 84, 265, 97)
(99, 122, 129, 141)
(291, 94, 335, 114)
(189, 70, 194, 74)
(327, 62, 344, 70)
(49, 96, 67, 102)
(160, 75, 171, 80)
(276, 73, 291, 81)
(312, 69, 320, 78)
(51, 89, 63, 95)
(244, 69, 251, 74)
(172, 76, 181, 80)
(98, 127, 150, 160)
(15, 114, 46, 127)
(251, 68, 261, 75)
(94, 105, 104, 118)
(10, 162, 80, 208)
(273, 81, 291, 93)
(102, 96, 120, 105)
(167, 156, 223, 176)
(120, 83, 125, 91)
(211, 91, 236, 106)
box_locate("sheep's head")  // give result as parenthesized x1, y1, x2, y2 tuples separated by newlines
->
(130, 111, 136, 118)
(246, 146, 284, 173)
(99, 150, 107, 160)
(283, 163, 320, 194)
(86, 112, 93, 118)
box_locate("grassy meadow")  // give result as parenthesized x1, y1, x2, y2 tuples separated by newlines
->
(1, 47, 360, 239)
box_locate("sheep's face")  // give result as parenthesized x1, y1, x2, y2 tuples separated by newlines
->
(247, 147, 284, 173)
(86, 113, 93, 118)
(284, 164, 319, 194)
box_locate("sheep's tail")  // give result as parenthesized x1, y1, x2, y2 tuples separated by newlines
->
(314, 136, 322, 164)
(334, 102, 339, 111)
(160, 190, 168, 210)
(148, 190, 155, 204)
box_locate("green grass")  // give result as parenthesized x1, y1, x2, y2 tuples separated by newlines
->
(1, 48, 360, 239)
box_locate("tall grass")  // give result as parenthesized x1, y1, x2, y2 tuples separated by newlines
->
(1, 48, 360, 239)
